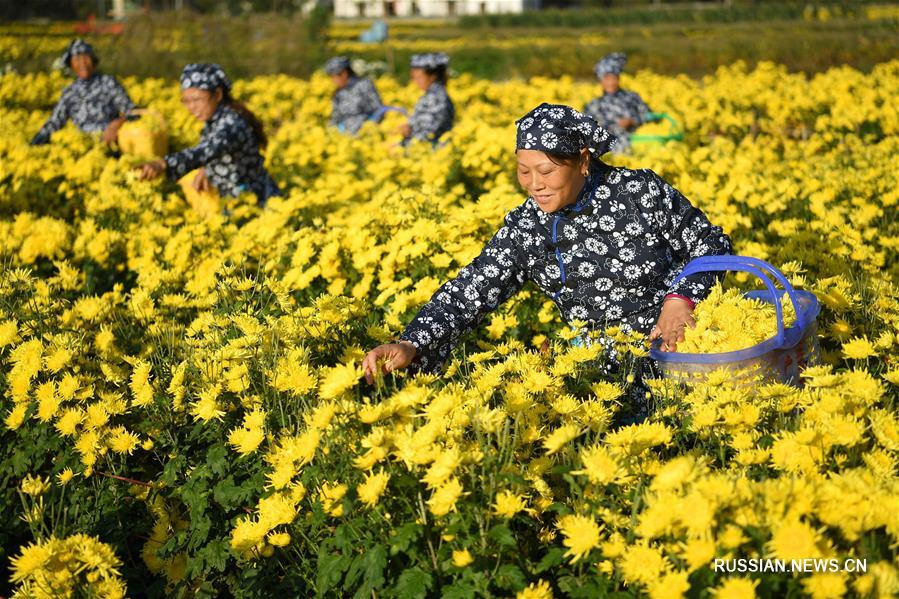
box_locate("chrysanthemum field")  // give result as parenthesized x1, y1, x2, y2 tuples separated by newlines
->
(1, 61, 898, 598)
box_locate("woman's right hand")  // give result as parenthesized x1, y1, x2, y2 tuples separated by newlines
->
(136, 159, 166, 181)
(192, 168, 210, 192)
(362, 341, 417, 384)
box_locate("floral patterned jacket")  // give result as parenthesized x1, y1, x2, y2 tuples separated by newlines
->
(330, 77, 384, 135)
(163, 103, 278, 202)
(408, 82, 455, 142)
(31, 73, 134, 145)
(584, 89, 652, 151)
(400, 164, 733, 372)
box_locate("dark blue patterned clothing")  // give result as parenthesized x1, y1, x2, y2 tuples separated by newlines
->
(330, 77, 384, 135)
(31, 73, 134, 145)
(584, 90, 652, 152)
(408, 82, 454, 142)
(399, 164, 732, 373)
(162, 103, 279, 205)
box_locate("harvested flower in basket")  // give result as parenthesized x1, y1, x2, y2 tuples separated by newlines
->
(677, 284, 797, 354)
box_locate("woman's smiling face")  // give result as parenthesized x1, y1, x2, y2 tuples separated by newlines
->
(516, 149, 589, 213)
(69, 53, 95, 80)
(181, 87, 222, 122)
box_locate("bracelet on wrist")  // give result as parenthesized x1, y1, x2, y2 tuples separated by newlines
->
(664, 293, 695, 310)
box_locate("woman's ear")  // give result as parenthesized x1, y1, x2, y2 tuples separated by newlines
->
(214, 88, 224, 103)
(581, 149, 591, 175)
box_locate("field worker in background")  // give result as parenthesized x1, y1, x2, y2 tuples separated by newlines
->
(363, 104, 731, 423)
(399, 53, 455, 144)
(137, 63, 280, 207)
(326, 56, 385, 135)
(31, 39, 134, 146)
(584, 52, 652, 153)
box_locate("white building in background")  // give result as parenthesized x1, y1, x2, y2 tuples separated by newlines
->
(334, 0, 539, 19)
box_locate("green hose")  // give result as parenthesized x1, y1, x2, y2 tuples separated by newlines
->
(630, 112, 684, 145)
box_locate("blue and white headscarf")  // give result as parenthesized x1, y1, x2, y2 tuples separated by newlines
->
(62, 39, 98, 67)
(594, 52, 627, 79)
(324, 56, 352, 75)
(180, 63, 232, 93)
(516, 103, 616, 159)
(410, 53, 450, 70)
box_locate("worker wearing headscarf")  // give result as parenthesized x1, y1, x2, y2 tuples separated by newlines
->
(325, 56, 385, 135)
(31, 39, 134, 146)
(136, 63, 280, 207)
(583, 52, 652, 153)
(400, 52, 455, 143)
(364, 103, 732, 423)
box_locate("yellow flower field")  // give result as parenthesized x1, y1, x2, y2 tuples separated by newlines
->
(1, 60, 899, 597)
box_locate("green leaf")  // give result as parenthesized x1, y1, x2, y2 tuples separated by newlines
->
(212, 476, 244, 509)
(361, 544, 387, 593)
(535, 547, 565, 573)
(187, 515, 212, 550)
(558, 575, 616, 597)
(343, 554, 366, 592)
(199, 538, 229, 573)
(389, 522, 421, 555)
(393, 567, 432, 599)
(206, 444, 228, 476)
(160, 454, 186, 486)
(441, 580, 477, 599)
(487, 524, 516, 547)
(495, 564, 526, 591)
(317, 550, 350, 596)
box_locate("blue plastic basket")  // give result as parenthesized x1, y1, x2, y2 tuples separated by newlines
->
(649, 256, 822, 386)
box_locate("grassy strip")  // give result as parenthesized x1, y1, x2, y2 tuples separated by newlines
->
(4, 11, 899, 79)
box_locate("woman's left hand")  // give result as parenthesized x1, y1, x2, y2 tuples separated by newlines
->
(102, 117, 125, 144)
(136, 159, 166, 181)
(650, 297, 696, 352)
(192, 168, 209, 192)
(397, 122, 411, 138)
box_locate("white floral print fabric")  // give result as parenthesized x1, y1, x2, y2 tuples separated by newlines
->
(408, 82, 455, 142)
(31, 74, 134, 145)
(400, 164, 732, 373)
(330, 77, 384, 135)
(162, 103, 278, 203)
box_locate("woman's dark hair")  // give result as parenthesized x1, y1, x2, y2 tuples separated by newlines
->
(544, 151, 605, 172)
(223, 90, 267, 150)
(330, 68, 356, 98)
(424, 65, 448, 85)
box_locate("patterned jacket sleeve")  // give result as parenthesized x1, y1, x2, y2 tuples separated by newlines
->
(31, 88, 73, 145)
(408, 86, 451, 141)
(361, 78, 383, 114)
(644, 170, 733, 303)
(109, 76, 135, 116)
(399, 219, 528, 373)
(328, 94, 342, 127)
(583, 98, 611, 129)
(631, 92, 652, 126)
(163, 120, 239, 180)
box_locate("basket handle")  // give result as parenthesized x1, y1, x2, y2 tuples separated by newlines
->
(672, 255, 806, 348)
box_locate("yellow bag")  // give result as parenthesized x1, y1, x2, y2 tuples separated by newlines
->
(178, 169, 221, 218)
(118, 108, 169, 159)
